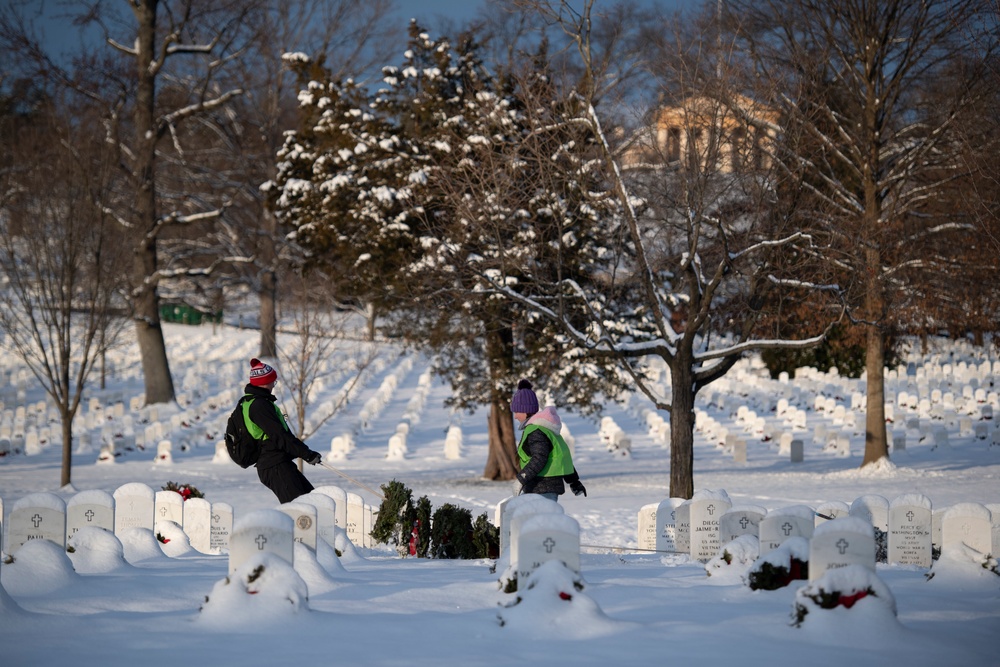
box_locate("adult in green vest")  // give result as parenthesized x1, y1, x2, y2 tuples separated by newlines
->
(244, 358, 322, 503)
(511, 379, 587, 502)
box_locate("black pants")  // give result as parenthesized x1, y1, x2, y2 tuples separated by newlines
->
(257, 460, 314, 504)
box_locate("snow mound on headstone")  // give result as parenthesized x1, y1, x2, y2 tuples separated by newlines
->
(293, 542, 340, 596)
(926, 543, 999, 587)
(496, 560, 629, 638)
(198, 552, 310, 628)
(791, 564, 900, 643)
(68, 527, 129, 574)
(334, 526, 364, 563)
(154, 520, 193, 557)
(0, 539, 80, 596)
(118, 527, 171, 564)
(746, 536, 810, 590)
(705, 534, 759, 584)
(316, 537, 347, 575)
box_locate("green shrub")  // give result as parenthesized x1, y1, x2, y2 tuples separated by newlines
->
(472, 512, 500, 559)
(431, 503, 477, 559)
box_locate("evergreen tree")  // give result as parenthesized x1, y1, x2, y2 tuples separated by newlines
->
(274, 23, 631, 480)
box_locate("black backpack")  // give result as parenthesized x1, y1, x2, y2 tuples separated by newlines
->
(224, 396, 261, 468)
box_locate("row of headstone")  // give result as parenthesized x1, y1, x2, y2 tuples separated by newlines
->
(2, 482, 379, 562)
(2, 485, 236, 556)
(496, 494, 581, 591)
(637, 491, 997, 569)
(444, 424, 463, 460)
(356, 355, 414, 433)
(227, 485, 380, 573)
(598, 416, 631, 457)
(401, 367, 434, 426)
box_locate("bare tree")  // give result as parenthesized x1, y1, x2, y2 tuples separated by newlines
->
(0, 87, 127, 487)
(275, 276, 378, 449)
(488, 0, 841, 498)
(727, 0, 1000, 466)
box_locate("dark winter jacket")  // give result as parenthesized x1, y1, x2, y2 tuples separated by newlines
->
(516, 407, 581, 496)
(242, 383, 315, 470)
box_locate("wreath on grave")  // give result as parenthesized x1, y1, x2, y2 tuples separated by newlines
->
(162, 481, 204, 501)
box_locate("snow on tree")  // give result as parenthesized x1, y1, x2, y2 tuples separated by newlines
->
(273, 22, 631, 480)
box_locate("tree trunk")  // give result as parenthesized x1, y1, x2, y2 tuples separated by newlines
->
(259, 209, 278, 358)
(669, 356, 695, 499)
(483, 399, 519, 481)
(862, 321, 889, 466)
(259, 268, 278, 357)
(132, 0, 174, 406)
(366, 302, 376, 341)
(60, 408, 73, 488)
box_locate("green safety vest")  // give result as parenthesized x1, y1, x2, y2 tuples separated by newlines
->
(517, 424, 574, 477)
(242, 395, 289, 440)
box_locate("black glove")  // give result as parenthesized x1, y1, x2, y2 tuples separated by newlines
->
(304, 451, 321, 465)
(570, 480, 587, 497)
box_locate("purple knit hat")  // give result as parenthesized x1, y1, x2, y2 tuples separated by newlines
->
(510, 379, 539, 414)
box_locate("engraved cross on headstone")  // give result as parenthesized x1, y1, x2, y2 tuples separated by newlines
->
(32, 513, 43, 528)
(836, 538, 850, 555)
(781, 522, 793, 536)
(159, 506, 168, 517)
(543, 537, 556, 553)
(906, 511, 915, 522)
(85, 510, 95, 522)
(255, 534, 267, 550)
(707, 504, 716, 516)
(739, 517, 750, 529)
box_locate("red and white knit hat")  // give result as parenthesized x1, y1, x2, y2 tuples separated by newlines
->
(249, 358, 277, 386)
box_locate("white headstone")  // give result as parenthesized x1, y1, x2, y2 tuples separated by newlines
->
(297, 492, 338, 548)
(313, 485, 348, 530)
(8, 492, 66, 552)
(689, 490, 732, 562)
(212, 440, 233, 464)
(113, 482, 155, 535)
(814, 500, 850, 526)
(444, 425, 463, 460)
(674, 501, 691, 555)
(637, 503, 658, 551)
(386, 433, 407, 460)
(508, 498, 564, 572)
(364, 504, 375, 548)
(759, 505, 815, 556)
(719, 505, 767, 545)
(888, 494, 932, 567)
(210, 502, 234, 553)
(849, 494, 889, 532)
(655, 498, 687, 553)
(809, 516, 876, 581)
(278, 501, 318, 550)
(154, 490, 184, 525)
(155, 439, 173, 464)
(229, 509, 295, 574)
(931, 508, 944, 551)
(941, 502, 992, 556)
(345, 492, 365, 547)
(986, 503, 1000, 561)
(66, 490, 115, 544)
(513, 513, 580, 589)
(182, 497, 213, 553)
(499, 494, 561, 557)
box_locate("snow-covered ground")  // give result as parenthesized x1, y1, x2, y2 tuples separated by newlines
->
(0, 323, 998, 666)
